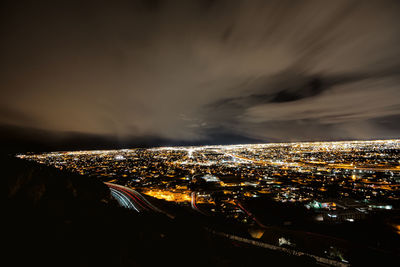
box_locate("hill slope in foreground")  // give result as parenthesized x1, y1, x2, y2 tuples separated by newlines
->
(2, 156, 316, 267)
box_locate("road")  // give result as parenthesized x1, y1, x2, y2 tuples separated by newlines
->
(208, 229, 349, 267)
(234, 200, 267, 228)
(109, 187, 140, 212)
(106, 182, 155, 212)
(191, 192, 208, 215)
(105, 182, 174, 218)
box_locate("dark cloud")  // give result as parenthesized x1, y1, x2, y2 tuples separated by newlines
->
(270, 77, 324, 103)
(1, 0, 400, 149)
(0, 107, 38, 125)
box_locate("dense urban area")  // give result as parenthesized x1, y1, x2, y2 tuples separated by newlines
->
(17, 139, 400, 265)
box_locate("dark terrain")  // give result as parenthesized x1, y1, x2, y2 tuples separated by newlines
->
(2, 155, 316, 267)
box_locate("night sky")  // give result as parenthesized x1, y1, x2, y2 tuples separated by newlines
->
(1, 0, 400, 151)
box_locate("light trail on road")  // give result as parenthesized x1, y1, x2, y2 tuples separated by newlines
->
(109, 187, 139, 212)
(191, 192, 208, 215)
(234, 200, 266, 228)
(207, 229, 349, 267)
(106, 183, 149, 212)
(105, 182, 174, 218)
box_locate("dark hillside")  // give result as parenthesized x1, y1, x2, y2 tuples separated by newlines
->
(2, 156, 316, 267)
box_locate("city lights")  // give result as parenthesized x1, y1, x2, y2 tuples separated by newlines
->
(17, 139, 400, 225)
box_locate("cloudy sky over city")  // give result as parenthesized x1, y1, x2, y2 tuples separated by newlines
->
(1, 0, 400, 148)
